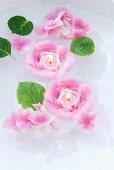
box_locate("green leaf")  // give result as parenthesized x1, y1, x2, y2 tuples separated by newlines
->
(8, 16, 33, 36)
(0, 37, 11, 58)
(70, 36, 95, 56)
(17, 82, 45, 110)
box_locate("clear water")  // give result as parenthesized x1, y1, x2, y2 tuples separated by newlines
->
(0, 2, 114, 170)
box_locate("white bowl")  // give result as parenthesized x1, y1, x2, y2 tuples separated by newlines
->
(0, 1, 114, 170)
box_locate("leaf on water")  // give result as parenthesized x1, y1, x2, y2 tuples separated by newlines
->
(8, 16, 33, 36)
(0, 37, 11, 58)
(70, 36, 95, 56)
(17, 82, 46, 110)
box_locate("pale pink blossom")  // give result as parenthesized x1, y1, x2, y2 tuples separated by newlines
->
(26, 40, 74, 79)
(79, 113, 97, 130)
(44, 77, 95, 120)
(11, 35, 33, 53)
(4, 107, 50, 131)
(35, 7, 90, 40)
(35, 7, 73, 37)
(4, 109, 34, 131)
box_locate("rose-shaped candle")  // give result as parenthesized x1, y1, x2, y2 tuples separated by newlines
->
(44, 77, 95, 120)
(26, 41, 74, 79)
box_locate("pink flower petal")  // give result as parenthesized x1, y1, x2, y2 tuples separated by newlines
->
(11, 35, 33, 53)
(44, 100, 74, 120)
(32, 113, 49, 126)
(45, 19, 63, 30)
(79, 113, 97, 130)
(57, 45, 69, 60)
(35, 40, 57, 52)
(57, 77, 81, 89)
(16, 119, 33, 130)
(72, 18, 90, 38)
(56, 56, 75, 77)
(78, 85, 95, 113)
(35, 26, 48, 36)
(73, 18, 90, 32)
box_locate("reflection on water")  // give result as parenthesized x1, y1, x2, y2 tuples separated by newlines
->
(74, 47, 107, 81)
(15, 107, 111, 158)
